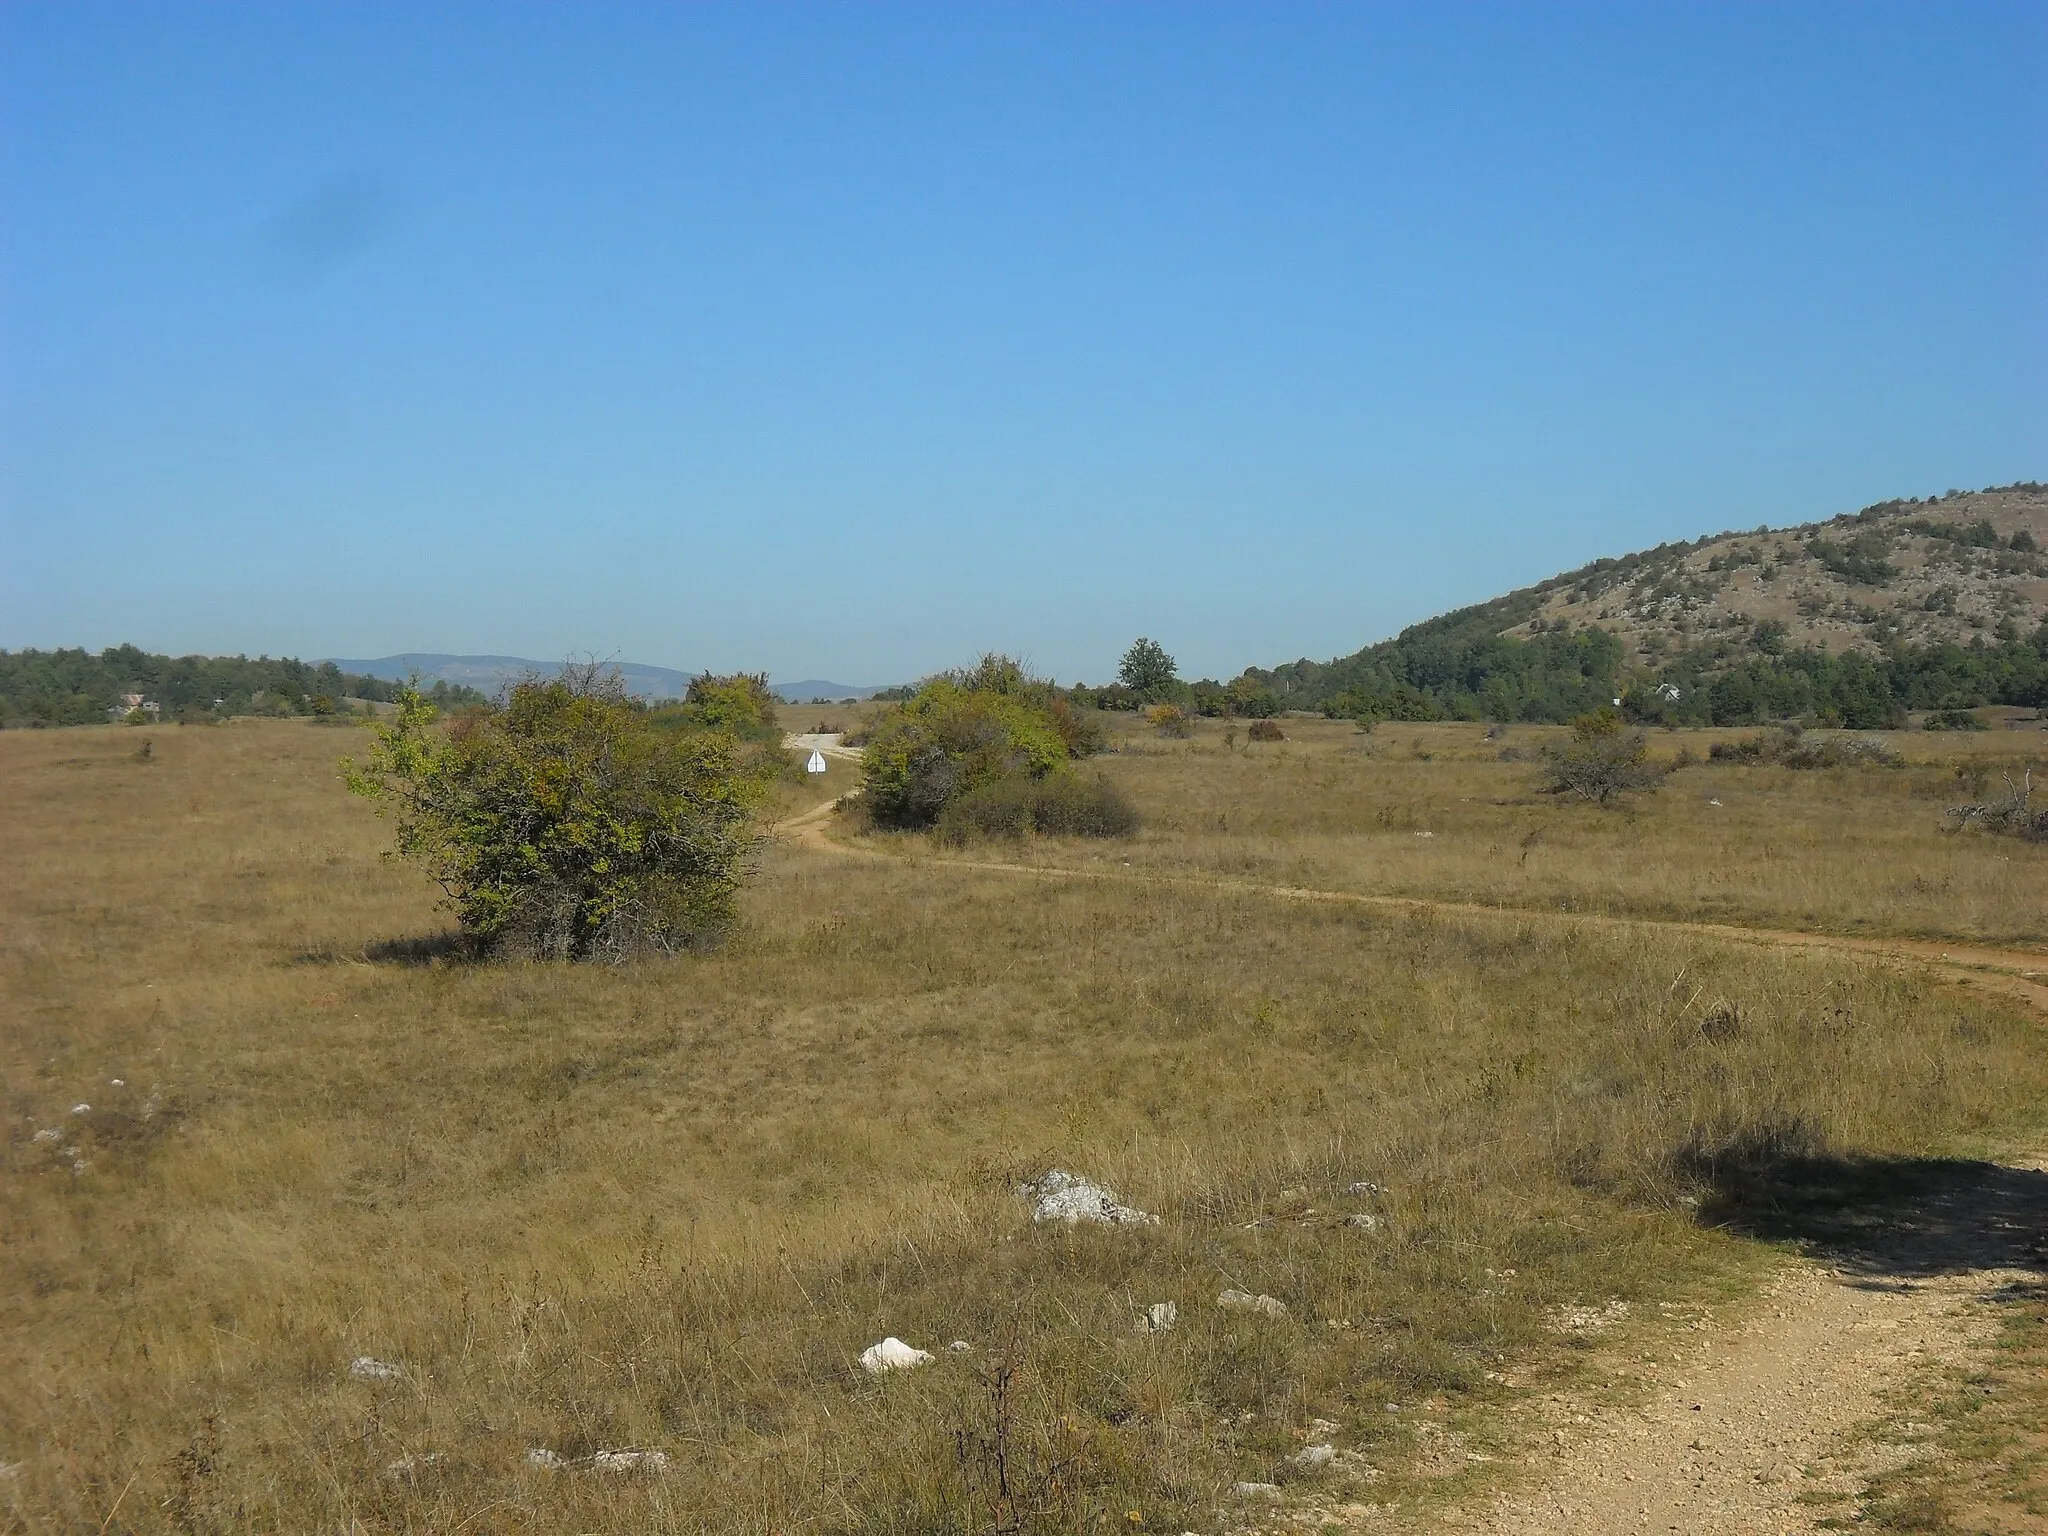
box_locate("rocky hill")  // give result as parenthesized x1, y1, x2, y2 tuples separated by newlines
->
(1506, 482, 2048, 668)
(1235, 482, 2048, 725)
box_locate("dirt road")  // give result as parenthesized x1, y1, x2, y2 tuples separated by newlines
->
(775, 798, 2048, 1533)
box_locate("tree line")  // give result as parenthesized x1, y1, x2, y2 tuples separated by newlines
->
(0, 645, 485, 727)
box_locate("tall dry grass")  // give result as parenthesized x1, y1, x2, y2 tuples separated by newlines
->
(962, 717, 2048, 945)
(1, 720, 2043, 1533)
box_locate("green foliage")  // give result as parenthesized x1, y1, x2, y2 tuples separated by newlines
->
(1117, 636, 1179, 696)
(1922, 707, 1989, 731)
(344, 668, 767, 961)
(653, 672, 781, 741)
(860, 656, 1113, 831)
(1538, 711, 1669, 805)
(0, 645, 484, 727)
(1246, 622, 1624, 724)
(1806, 529, 1898, 586)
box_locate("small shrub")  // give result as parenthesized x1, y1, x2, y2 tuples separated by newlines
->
(1946, 768, 2048, 842)
(1247, 719, 1286, 742)
(936, 774, 1139, 843)
(1923, 708, 1989, 732)
(1538, 710, 1668, 805)
(1148, 704, 1193, 739)
(345, 666, 769, 961)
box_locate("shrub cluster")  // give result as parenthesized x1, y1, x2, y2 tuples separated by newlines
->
(860, 655, 1130, 837)
(1537, 710, 1669, 805)
(935, 773, 1140, 843)
(1706, 726, 1902, 769)
(346, 665, 773, 961)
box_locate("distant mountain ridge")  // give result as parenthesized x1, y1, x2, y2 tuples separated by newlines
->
(325, 654, 882, 703)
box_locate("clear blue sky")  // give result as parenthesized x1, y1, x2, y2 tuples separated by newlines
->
(3, 3, 2042, 685)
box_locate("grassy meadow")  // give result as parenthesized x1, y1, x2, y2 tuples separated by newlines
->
(942, 715, 2048, 945)
(3, 717, 2046, 1533)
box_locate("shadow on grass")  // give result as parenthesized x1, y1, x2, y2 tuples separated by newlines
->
(362, 930, 481, 966)
(1681, 1133, 2048, 1283)
(292, 931, 480, 967)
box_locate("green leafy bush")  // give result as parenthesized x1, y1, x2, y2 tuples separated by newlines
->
(860, 655, 1115, 831)
(345, 667, 769, 961)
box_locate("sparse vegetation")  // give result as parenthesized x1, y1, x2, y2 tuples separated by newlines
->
(1538, 710, 1670, 805)
(1946, 768, 2048, 843)
(1707, 726, 1902, 769)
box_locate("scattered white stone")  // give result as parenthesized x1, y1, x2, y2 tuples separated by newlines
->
(385, 1452, 442, 1479)
(1414, 830, 1434, 838)
(1233, 1481, 1283, 1499)
(1294, 1443, 1336, 1470)
(525, 1447, 565, 1469)
(1141, 1301, 1178, 1333)
(32, 1128, 59, 1144)
(591, 1449, 669, 1473)
(1218, 1289, 1287, 1318)
(947, 1340, 973, 1353)
(859, 1337, 935, 1374)
(1019, 1170, 1157, 1226)
(1707, 798, 1723, 807)
(1549, 1299, 1631, 1336)
(70, 1160, 89, 1176)
(1343, 1181, 1384, 1197)
(70, 1104, 90, 1116)
(1345, 1213, 1380, 1231)
(348, 1356, 402, 1381)
(110, 1079, 124, 1087)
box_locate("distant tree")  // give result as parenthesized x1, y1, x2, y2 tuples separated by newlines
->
(1117, 638, 1178, 696)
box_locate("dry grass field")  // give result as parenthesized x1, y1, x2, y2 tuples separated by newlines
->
(4, 718, 2046, 1533)
(938, 716, 2048, 946)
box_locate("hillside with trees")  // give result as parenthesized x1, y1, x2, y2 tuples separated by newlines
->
(1234, 482, 2048, 727)
(0, 646, 485, 727)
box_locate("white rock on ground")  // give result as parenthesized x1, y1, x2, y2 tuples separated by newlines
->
(1343, 1180, 1384, 1197)
(859, 1337, 935, 1374)
(946, 1340, 973, 1353)
(1019, 1170, 1157, 1225)
(70, 1104, 90, 1116)
(525, 1448, 564, 1469)
(1293, 1443, 1336, 1469)
(591, 1449, 669, 1473)
(1232, 1481, 1283, 1498)
(347, 1356, 402, 1381)
(1345, 1212, 1380, 1230)
(1142, 1302, 1178, 1333)
(32, 1128, 59, 1144)
(1217, 1289, 1287, 1318)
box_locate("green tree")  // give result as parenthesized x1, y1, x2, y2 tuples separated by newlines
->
(1117, 637, 1178, 696)
(345, 666, 768, 960)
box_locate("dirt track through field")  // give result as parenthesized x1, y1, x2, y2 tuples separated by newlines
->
(776, 797, 2048, 1534)
(775, 797, 2048, 1015)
